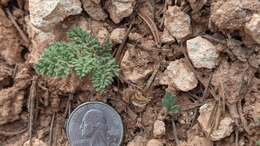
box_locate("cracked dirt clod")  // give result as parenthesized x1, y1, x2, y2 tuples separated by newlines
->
(106, 0, 136, 24)
(0, 64, 31, 125)
(210, 0, 260, 31)
(164, 6, 191, 41)
(187, 36, 219, 69)
(121, 44, 159, 85)
(245, 14, 260, 44)
(29, 0, 82, 31)
(0, 8, 23, 65)
(211, 60, 255, 104)
(198, 102, 234, 141)
(82, 0, 108, 21)
(159, 59, 198, 92)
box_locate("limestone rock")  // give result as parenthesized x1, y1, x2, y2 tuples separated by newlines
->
(146, 139, 163, 146)
(127, 136, 147, 146)
(164, 6, 191, 41)
(160, 59, 198, 91)
(82, 0, 107, 21)
(153, 120, 166, 137)
(245, 14, 260, 44)
(198, 102, 234, 141)
(106, 0, 136, 24)
(187, 36, 219, 69)
(29, 0, 82, 30)
(23, 138, 47, 146)
(110, 28, 127, 44)
(210, 0, 260, 31)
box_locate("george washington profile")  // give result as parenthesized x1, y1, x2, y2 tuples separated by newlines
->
(71, 109, 108, 146)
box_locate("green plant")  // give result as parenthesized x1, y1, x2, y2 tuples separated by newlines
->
(256, 140, 260, 146)
(35, 27, 119, 92)
(162, 92, 179, 114)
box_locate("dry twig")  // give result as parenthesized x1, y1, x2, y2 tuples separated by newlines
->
(5, 8, 29, 45)
(28, 76, 38, 146)
(138, 11, 161, 47)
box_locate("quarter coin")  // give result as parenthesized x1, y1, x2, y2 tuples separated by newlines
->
(66, 102, 124, 146)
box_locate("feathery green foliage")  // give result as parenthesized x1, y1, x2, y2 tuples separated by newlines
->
(162, 92, 179, 114)
(35, 27, 119, 92)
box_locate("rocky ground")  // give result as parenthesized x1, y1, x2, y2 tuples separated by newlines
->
(0, 0, 260, 146)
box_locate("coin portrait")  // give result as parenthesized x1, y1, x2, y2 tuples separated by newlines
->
(66, 102, 124, 146)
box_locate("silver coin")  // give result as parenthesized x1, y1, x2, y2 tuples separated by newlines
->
(66, 102, 124, 146)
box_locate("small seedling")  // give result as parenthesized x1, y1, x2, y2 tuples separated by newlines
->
(35, 27, 119, 92)
(162, 92, 179, 114)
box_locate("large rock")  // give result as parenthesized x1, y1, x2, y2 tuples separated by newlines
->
(0, 8, 23, 65)
(245, 14, 260, 44)
(210, 0, 260, 31)
(82, 0, 107, 21)
(106, 0, 136, 24)
(164, 6, 191, 41)
(160, 59, 198, 92)
(198, 102, 234, 141)
(29, 0, 82, 31)
(187, 36, 219, 69)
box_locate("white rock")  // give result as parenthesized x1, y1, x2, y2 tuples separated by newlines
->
(110, 28, 127, 44)
(29, 0, 82, 30)
(245, 14, 260, 44)
(164, 6, 191, 40)
(127, 136, 147, 146)
(81, 0, 107, 20)
(106, 0, 136, 24)
(160, 59, 198, 91)
(153, 120, 166, 137)
(146, 139, 163, 146)
(187, 36, 219, 69)
(198, 102, 234, 141)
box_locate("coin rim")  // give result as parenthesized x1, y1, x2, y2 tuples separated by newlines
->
(66, 101, 124, 146)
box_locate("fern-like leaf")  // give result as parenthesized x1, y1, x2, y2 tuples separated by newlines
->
(35, 27, 119, 92)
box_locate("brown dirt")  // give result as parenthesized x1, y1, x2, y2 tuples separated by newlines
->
(0, 0, 260, 146)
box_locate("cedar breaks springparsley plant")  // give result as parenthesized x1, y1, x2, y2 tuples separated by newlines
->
(35, 27, 119, 92)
